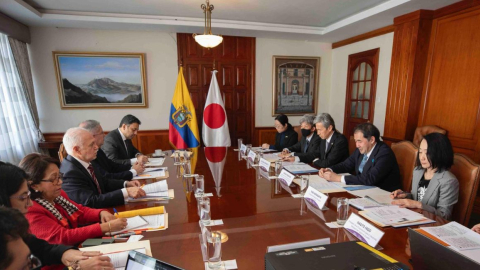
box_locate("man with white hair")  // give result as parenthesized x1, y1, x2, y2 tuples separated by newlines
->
(79, 120, 145, 180)
(60, 127, 146, 208)
(280, 114, 321, 163)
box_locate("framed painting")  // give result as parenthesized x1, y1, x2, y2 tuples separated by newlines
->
(53, 52, 148, 109)
(272, 56, 320, 116)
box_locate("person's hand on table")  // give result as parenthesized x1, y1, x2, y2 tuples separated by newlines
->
(323, 170, 341, 182)
(472, 224, 480, 234)
(318, 168, 329, 178)
(99, 211, 116, 223)
(390, 189, 407, 199)
(132, 162, 145, 174)
(282, 156, 295, 162)
(261, 143, 270, 149)
(78, 255, 114, 270)
(126, 187, 146, 198)
(391, 199, 422, 209)
(127, 180, 141, 187)
(137, 155, 149, 164)
(62, 250, 114, 270)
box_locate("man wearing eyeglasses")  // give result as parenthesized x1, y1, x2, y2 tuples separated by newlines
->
(79, 120, 145, 180)
(102, 115, 149, 166)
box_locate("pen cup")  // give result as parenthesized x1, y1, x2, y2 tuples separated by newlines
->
(300, 175, 309, 195)
(336, 198, 349, 225)
(207, 231, 222, 269)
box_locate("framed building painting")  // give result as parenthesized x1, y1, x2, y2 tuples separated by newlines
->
(53, 52, 148, 109)
(272, 56, 320, 116)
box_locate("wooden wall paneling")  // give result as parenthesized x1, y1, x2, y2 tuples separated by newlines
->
(382, 10, 433, 145)
(254, 127, 277, 146)
(418, 7, 480, 162)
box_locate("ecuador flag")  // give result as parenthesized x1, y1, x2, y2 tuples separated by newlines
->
(169, 67, 200, 149)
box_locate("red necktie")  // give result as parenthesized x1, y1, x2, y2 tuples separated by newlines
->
(87, 164, 102, 194)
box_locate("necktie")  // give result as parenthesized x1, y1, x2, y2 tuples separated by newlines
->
(358, 154, 369, 174)
(325, 142, 329, 158)
(304, 140, 309, 153)
(87, 164, 102, 194)
(124, 140, 130, 156)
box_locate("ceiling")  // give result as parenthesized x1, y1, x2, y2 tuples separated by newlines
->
(0, 0, 460, 42)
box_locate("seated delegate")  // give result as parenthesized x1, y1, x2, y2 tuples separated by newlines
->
(319, 123, 401, 192)
(261, 114, 298, 151)
(391, 133, 458, 220)
(0, 161, 114, 270)
(311, 113, 349, 168)
(280, 114, 321, 163)
(21, 153, 128, 246)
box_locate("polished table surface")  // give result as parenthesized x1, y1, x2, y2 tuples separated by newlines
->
(113, 147, 448, 270)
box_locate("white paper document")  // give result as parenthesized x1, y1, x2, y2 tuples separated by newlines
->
(112, 216, 149, 235)
(144, 167, 167, 173)
(107, 247, 146, 269)
(133, 170, 166, 180)
(132, 214, 165, 230)
(263, 153, 281, 162)
(142, 180, 168, 193)
(422, 222, 480, 251)
(284, 164, 319, 174)
(362, 206, 424, 226)
(349, 198, 384, 210)
(145, 157, 165, 167)
(298, 175, 345, 193)
(127, 235, 144, 243)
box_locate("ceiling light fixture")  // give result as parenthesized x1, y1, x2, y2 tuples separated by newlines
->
(193, 0, 223, 48)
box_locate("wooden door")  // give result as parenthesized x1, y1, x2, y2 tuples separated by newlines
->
(343, 48, 379, 137)
(177, 34, 255, 146)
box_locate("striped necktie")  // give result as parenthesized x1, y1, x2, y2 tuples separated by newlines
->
(358, 154, 369, 173)
(87, 164, 102, 194)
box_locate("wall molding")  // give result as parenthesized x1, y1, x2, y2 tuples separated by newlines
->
(332, 25, 394, 49)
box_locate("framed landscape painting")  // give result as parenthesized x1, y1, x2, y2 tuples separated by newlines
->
(53, 52, 148, 109)
(272, 56, 320, 116)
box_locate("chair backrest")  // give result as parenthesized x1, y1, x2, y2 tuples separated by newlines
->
(348, 136, 356, 155)
(58, 143, 67, 162)
(413, 125, 447, 147)
(391, 141, 418, 192)
(450, 153, 480, 226)
(293, 125, 302, 142)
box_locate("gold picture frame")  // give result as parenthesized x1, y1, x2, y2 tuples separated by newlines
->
(53, 51, 148, 109)
(272, 56, 320, 116)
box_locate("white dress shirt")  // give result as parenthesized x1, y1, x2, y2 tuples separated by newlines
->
(118, 128, 139, 167)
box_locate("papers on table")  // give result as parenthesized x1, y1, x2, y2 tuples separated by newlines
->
(422, 222, 480, 251)
(283, 163, 319, 174)
(144, 167, 167, 173)
(251, 147, 276, 153)
(107, 247, 146, 269)
(143, 180, 168, 193)
(295, 175, 345, 193)
(132, 214, 166, 231)
(359, 206, 435, 227)
(343, 185, 376, 191)
(111, 216, 148, 235)
(133, 169, 166, 180)
(127, 235, 144, 242)
(144, 157, 165, 167)
(349, 198, 385, 210)
(81, 241, 152, 270)
(262, 153, 281, 162)
(348, 187, 394, 209)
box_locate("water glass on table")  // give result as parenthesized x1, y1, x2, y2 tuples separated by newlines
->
(207, 231, 222, 269)
(274, 160, 282, 177)
(195, 175, 205, 197)
(200, 197, 211, 225)
(300, 175, 309, 195)
(245, 144, 252, 156)
(237, 138, 243, 151)
(337, 197, 349, 225)
(182, 160, 191, 175)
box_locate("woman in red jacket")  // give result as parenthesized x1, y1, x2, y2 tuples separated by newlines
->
(20, 153, 128, 246)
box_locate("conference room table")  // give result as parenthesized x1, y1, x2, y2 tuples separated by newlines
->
(112, 147, 448, 269)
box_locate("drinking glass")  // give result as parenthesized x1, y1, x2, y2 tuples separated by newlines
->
(173, 152, 181, 165)
(337, 198, 349, 225)
(274, 160, 282, 176)
(246, 144, 252, 156)
(182, 160, 191, 176)
(255, 151, 263, 164)
(300, 175, 309, 195)
(200, 197, 211, 225)
(207, 231, 222, 269)
(195, 175, 205, 197)
(237, 138, 243, 151)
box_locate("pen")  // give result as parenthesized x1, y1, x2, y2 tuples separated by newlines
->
(141, 184, 145, 188)
(113, 208, 118, 216)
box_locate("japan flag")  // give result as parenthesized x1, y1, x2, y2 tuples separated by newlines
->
(202, 70, 231, 147)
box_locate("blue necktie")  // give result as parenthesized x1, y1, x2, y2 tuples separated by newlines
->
(359, 154, 368, 173)
(304, 140, 309, 153)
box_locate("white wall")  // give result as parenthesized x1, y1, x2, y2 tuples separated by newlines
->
(330, 33, 394, 135)
(29, 27, 178, 132)
(255, 38, 332, 127)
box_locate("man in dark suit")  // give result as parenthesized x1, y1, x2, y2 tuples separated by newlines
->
(319, 123, 401, 192)
(79, 120, 145, 180)
(312, 113, 349, 168)
(281, 114, 321, 163)
(102, 114, 149, 166)
(60, 127, 146, 208)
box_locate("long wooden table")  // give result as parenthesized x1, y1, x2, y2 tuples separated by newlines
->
(113, 147, 448, 269)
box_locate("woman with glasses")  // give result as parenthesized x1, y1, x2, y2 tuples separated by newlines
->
(0, 161, 115, 270)
(261, 114, 298, 151)
(20, 153, 128, 246)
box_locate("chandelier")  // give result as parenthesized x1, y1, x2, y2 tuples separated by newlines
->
(193, 0, 223, 48)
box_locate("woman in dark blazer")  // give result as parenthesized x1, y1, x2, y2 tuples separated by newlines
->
(391, 133, 459, 220)
(262, 114, 298, 151)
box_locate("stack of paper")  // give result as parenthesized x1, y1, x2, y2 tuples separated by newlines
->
(284, 164, 319, 174)
(251, 147, 276, 153)
(80, 241, 152, 270)
(111, 216, 148, 235)
(133, 168, 166, 180)
(359, 206, 435, 227)
(349, 198, 385, 210)
(262, 153, 281, 162)
(127, 180, 174, 201)
(115, 206, 168, 232)
(295, 175, 345, 193)
(106, 247, 146, 269)
(144, 157, 165, 167)
(421, 222, 480, 251)
(348, 187, 394, 209)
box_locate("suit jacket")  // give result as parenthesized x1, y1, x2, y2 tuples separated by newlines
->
(271, 125, 298, 151)
(102, 129, 140, 166)
(26, 190, 104, 246)
(287, 132, 321, 163)
(92, 148, 133, 180)
(26, 234, 74, 269)
(60, 155, 126, 208)
(406, 169, 459, 220)
(330, 141, 401, 192)
(313, 131, 350, 168)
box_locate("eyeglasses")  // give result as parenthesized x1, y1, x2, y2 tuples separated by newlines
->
(40, 174, 63, 185)
(10, 191, 31, 203)
(92, 132, 104, 137)
(26, 254, 42, 270)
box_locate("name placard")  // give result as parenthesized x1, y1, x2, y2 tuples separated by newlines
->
(240, 144, 247, 154)
(247, 150, 257, 162)
(304, 186, 328, 210)
(277, 169, 295, 186)
(259, 158, 271, 172)
(344, 213, 385, 248)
